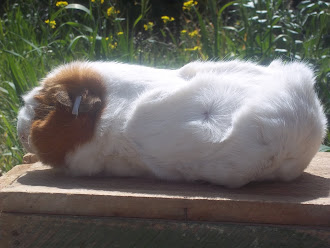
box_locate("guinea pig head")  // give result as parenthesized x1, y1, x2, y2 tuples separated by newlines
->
(28, 63, 106, 167)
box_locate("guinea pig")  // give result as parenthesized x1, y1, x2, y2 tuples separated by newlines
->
(17, 60, 327, 188)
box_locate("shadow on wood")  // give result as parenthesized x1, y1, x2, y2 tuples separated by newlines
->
(15, 167, 330, 202)
(0, 153, 329, 247)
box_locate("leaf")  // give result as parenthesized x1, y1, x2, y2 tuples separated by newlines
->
(274, 48, 288, 53)
(273, 34, 290, 43)
(115, 18, 126, 22)
(67, 35, 88, 51)
(218, 1, 236, 17)
(0, 86, 8, 94)
(194, 9, 211, 58)
(319, 145, 330, 152)
(60, 22, 93, 33)
(133, 15, 142, 29)
(258, 19, 267, 23)
(65, 4, 92, 16)
(2, 49, 24, 59)
(222, 26, 238, 32)
(256, 10, 268, 14)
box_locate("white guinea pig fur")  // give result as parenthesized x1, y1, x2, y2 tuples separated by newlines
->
(17, 60, 327, 188)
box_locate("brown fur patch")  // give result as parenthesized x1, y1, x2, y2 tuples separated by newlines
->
(31, 63, 106, 167)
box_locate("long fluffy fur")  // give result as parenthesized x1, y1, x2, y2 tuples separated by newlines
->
(17, 60, 327, 187)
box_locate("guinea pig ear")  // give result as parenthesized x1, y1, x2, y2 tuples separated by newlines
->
(55, 90, 72, 108)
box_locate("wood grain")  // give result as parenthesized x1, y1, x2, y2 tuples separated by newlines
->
(0, 153, 329, 226)
(1, 213, 329, 248)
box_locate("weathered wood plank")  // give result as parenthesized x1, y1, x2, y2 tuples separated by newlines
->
(1, 213, 329, 248)
(0, 153, 329, 226)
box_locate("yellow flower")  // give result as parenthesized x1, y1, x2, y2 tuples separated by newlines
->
(106, 35, 113, 41)
(161, 16, 169, 21)
(161, 16, 175, 24)
(56, 1, 68, 7)
(188, 30, 199, 37)
(144, 22, 154, 31)
(91, 0, 95, 2)
(184, 46, 201, 51)
(117, 32, 124, 36)
(101, 0, 104, 4)
(45, 19, 56, 29)
(107, 7, 120, 17)
(181, 29, 187, 34)
(109, 42, 117, 49)
(183, 0, 198, 11)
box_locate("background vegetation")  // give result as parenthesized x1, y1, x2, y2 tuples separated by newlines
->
(0, 0, 329, 172)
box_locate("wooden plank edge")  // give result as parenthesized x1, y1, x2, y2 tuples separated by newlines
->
(1, 191, 329, 227)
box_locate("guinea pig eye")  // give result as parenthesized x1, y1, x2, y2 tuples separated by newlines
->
(33, 104, 55, 120)
(20, 134, 27, 141)
(26, 105, 35, 115)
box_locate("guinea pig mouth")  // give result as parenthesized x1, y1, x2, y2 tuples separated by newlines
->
(17, 122, 34, 152)
(19, 132, 35, 153)
(17, 108, 36, 153)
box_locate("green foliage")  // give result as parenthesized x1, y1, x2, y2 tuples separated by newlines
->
(0, 0, 329, 172)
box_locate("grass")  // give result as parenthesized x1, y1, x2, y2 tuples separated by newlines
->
(0, 0, 329, 172)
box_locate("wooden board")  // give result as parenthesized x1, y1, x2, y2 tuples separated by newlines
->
(1, 213, 329, 248)
(0, 153, 329, 226)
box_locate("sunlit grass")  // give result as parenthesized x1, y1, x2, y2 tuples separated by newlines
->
(1, 0, 329, 172)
